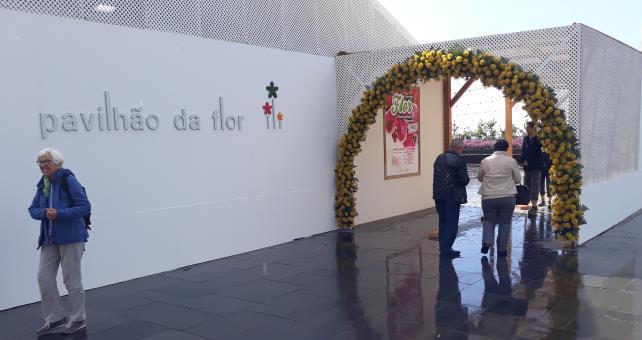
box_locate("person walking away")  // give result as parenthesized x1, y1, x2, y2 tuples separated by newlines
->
(520, 122, 543, 217)
(433, 139, 470, 257)
(477, 139, 521, 257)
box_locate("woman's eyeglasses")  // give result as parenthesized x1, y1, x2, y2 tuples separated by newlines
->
(37, 160, 53, 166)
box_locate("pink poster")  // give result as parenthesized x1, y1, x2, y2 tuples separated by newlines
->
(384, 87, 420, 179)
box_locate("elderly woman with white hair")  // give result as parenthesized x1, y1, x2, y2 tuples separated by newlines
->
(28, 148, 90, 336)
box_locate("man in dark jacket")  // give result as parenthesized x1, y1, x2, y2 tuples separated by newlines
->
(433, 139, 470, 257)
(520, 122, 543, 216)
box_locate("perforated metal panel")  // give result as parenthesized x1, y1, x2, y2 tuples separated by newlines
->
(0, 0, 415, 56)
(580, 25, 642, 184)
(337, 24, 642, 184)
(336, 25, 582, 142)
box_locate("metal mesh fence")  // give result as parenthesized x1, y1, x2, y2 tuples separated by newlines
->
(0, 0, 415, 56)
(579, 25, 642, 183)
(336, 25, 582, 140)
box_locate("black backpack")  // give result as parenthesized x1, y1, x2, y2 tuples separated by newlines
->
(59, 169, 92, 230)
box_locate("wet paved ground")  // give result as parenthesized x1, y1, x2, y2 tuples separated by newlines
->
(4, 181, 642, 339)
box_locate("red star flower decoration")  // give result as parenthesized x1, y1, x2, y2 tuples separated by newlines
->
(262, 102, 273, 115)
(277, 112, 284, 121)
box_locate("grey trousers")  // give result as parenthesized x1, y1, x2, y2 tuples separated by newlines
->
(482, 196, 516, 252)
(524, 169, 541, 202)
(38, 242, 86, 324)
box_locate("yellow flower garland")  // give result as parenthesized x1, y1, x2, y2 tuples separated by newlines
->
(335, 48, 585, 245)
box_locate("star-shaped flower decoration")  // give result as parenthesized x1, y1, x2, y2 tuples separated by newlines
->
(262, 102, 273, 115)
(266, 81, 279, 99)
(277, 112, 284, 121)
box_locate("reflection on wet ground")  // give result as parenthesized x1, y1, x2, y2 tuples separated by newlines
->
(3, 196, 642, 339)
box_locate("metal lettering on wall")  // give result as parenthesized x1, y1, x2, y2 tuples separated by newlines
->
(39, 90, 268, 139)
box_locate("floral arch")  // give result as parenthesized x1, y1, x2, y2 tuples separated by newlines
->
(334, 48, 585, 244)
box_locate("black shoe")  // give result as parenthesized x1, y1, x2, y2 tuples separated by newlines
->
(481, 244, 490, 254)
(36, 317, 68, 336)
(497, 250, 508, 257)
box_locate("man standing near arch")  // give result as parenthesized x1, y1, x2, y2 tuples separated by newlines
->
(433, 139, 470, 257)
(520, 122, 543, 217)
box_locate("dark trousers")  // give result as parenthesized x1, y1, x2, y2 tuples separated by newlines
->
(524, 169, 541, 202)
(435, 197, 461, 252)
(539, 169, 551, 197)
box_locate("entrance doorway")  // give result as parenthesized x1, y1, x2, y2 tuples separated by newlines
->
(445, 78, 528, 207)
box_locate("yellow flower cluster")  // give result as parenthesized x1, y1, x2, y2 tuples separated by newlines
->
(335, 49, 585, 245)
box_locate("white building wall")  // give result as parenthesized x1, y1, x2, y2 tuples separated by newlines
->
(580, 66, 642, 243)
(578, 26, 642, 243)
(579, 25, 642, 183)
(0, 9, 337, 310)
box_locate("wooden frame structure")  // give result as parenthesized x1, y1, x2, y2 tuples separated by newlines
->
(442, 77, 517, 154)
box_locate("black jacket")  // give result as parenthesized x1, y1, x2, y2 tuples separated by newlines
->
(520, 136, 543, 171)
(433, 151, 470, 201)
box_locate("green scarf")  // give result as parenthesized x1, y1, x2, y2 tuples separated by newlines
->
(43, 176, 51, 198)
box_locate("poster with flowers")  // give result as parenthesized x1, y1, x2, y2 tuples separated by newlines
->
(384, 87, 420, 179)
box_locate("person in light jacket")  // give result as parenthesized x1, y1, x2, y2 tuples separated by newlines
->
(477, 139, 521, 257)
(28, 148, 90, 336)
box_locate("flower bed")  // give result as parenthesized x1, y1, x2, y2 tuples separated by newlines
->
(462, 138, 522, 155)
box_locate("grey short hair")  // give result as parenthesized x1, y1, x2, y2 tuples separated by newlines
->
(449, 139, 465, 150)
(37, 148, 64, 166)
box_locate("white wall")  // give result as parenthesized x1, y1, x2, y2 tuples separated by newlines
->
(354, 81, 443, 224)
(580, 171, 642, 243)
(579, 75, 642, 244)
(0, 10, 336, 310)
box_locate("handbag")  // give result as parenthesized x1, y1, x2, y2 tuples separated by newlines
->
(515, 184, 530, 205)
(453, 184, 468, 204)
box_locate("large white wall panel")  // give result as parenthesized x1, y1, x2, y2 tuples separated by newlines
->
(0, 9, 336, 310)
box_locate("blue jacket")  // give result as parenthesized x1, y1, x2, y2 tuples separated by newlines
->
(28, 168, 90, 249)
